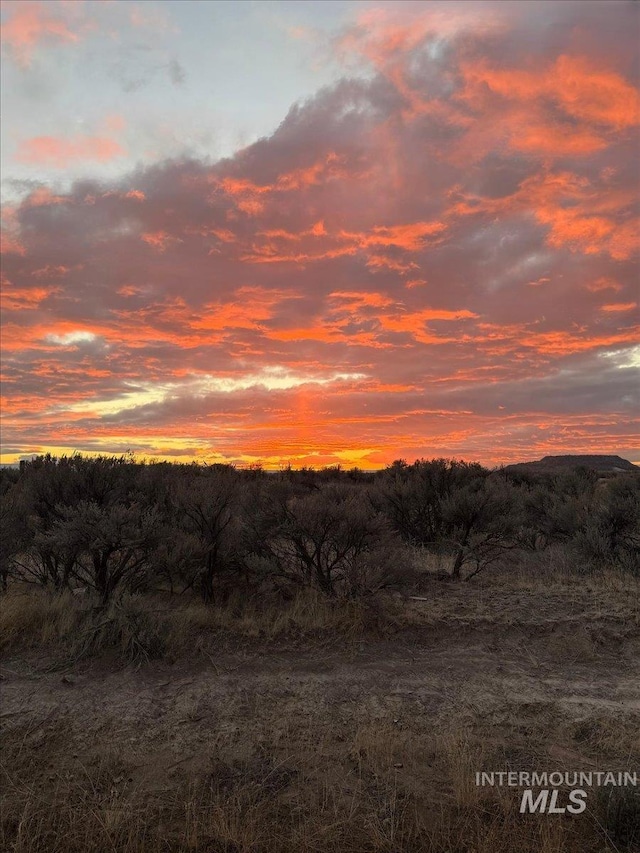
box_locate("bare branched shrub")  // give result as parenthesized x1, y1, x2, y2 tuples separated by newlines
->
(441, 477, 520, 580)
(167, 466, 245, 601)
(575, 476, 640, 574)
(2, 454, 638, 604)
(48, 501, 161, 605)
(4, 454, 140, 592)
(373, 458, 486, 547)
(252, 483, 408, 597)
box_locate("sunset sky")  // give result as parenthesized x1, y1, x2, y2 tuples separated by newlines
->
(1, 0, 639, 469)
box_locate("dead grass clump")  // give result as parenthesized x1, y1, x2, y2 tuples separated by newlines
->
(411, 547, 454, 579)
(437, 729, 491, 809)
(0, 591, 169, 665)
(165, 587, 376, 649)
(1, 587, 403, 664)
(505, 546, 640, 599)
(0, 590, 83, 651)
(572, 715, 640, 758)
(544, 625, 599, 663)
(350, 721, 416, 778)
(71, 598, 167, 665)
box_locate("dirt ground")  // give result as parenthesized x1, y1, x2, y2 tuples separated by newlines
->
(2, 579, 640, 852)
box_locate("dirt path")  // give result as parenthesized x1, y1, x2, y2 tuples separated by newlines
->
(2, 618, 638, 777)
(2, 587, 639, 853)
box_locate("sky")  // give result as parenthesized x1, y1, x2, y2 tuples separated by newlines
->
(1, 0, 639, 469)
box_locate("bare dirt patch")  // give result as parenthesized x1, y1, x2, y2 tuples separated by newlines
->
(2, 580, 639, 852)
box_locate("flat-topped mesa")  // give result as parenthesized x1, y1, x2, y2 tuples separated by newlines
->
(504, 454, 639, 474)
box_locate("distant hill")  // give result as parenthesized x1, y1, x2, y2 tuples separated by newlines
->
(504, 454, 640, 475)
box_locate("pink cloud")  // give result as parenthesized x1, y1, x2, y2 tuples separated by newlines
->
(15, 134, 126, 168)
(600, 302, 638, 313)
(103, 115, 126, 134)
(140, 231, 182, 252)
(1, 0, 85, 67)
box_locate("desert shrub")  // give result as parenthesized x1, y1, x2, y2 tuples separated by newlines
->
(573, 476, 640, 574)
(372, 460, 520, 580)
(0, 482, 26, 591)
(441, 476, 520, 579)
(250, 483, 407, 597)
(373, 458, 487, 547)
(166, 466, 245, 601)
(4, 454, 638, 601)
(4, 454, 140, 591)
(46, 501, 161, 604)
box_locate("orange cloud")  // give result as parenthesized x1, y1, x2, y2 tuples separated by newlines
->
(550, 54, 640, 129)
(15, 135, 126, 168)
(22, 187, 69, 207)
(276, 153, 347, 191)
(1, 0, 83, 66)
(375, 308, 478, 344)
(600, 303, 638, 313)
(216, 154, 356, 217)
(475, 323, 640, 357)
(0, 233, 25, 256)
(447, 169, 639, 261)
(258, 221, 327, 242)
(462, 55, 640, 130)
(345, 221, 447, 252)
(508, 117, 607, 156)
(586, 278, 623, 293)
(141, 231, 181, 252)
(0, 285, 59, 311)
(242, 220, 445, 268)
(192, 287, 297, 334)
(366, 256, 419, 273)
(219, 177, 270, 198)
(241, 245, 357, 265)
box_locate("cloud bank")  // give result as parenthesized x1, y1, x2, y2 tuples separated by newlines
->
(1, 0, 639, 467)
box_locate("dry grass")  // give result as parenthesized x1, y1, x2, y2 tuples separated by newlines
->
(164, 587, 388, 650)
(2, 553, 639, 665)
(1, 715, 631, 853)
(406, 547, 640, 635)
(0, 586, 403, 665)
(0, 590, 84, 651)
(2, 561, 638, 852)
